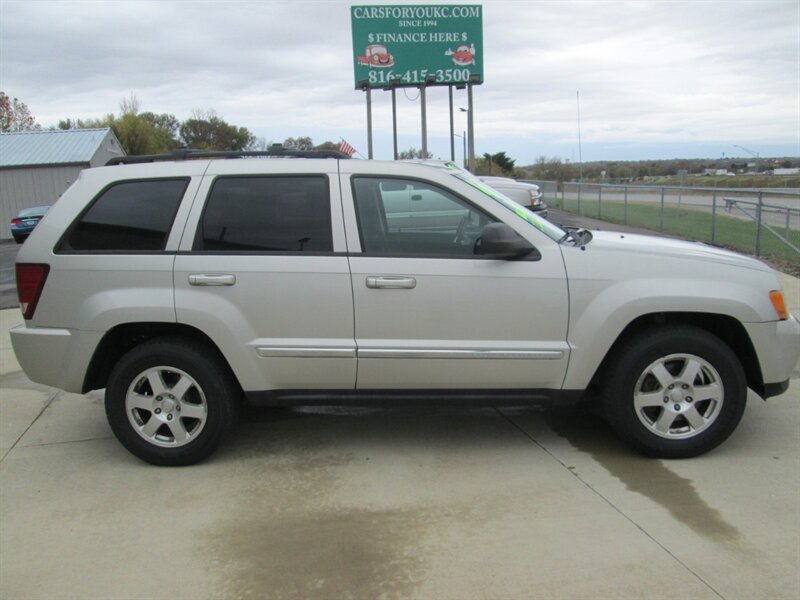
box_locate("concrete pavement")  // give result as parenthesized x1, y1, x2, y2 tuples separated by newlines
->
(1, 278, 798, 599)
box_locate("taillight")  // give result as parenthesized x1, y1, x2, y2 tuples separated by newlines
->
(16, 263, 50, 320)
(10, 218, 22, 226)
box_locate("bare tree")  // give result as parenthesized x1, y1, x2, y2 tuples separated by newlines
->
(0, 92, 41, 132)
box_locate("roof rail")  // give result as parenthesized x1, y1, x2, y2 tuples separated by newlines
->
(105, 145, 351, 166)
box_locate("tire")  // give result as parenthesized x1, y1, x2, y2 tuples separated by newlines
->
(602, 325, 747, 458)
(13, 235, 23, 244)
(105, 338, 239, 466)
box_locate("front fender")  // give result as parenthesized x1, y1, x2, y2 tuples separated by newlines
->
(562, 276, 772, 390)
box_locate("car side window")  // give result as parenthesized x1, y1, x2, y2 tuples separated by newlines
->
(196, 176, 332, 252)
(352, 176, 495, 257)
(59, 178, 188, 252)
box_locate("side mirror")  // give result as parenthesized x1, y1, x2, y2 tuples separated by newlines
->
(477, 223, 539, 259)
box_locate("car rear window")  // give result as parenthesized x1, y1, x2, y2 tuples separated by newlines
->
(195, 176, 332, 252)
(58, 179, 188, 252)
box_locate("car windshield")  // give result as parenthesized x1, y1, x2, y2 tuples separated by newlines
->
(454, 174, 566, 241)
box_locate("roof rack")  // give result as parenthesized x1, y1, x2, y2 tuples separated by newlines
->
(106, 145, 351, 166)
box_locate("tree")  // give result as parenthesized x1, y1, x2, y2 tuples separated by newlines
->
(315, 140, 338, 151)
(179, 110, 255, 151)
(139, 112, 180, 151)
(283, 136, 314, 151)
(0, 92, 41, 132)
(56, 97, 254, 155)
(525, 156, 575, 182)
(397, 147, 431, 159)
(476, 151, 516, 176)
(57, 96, 177, 154)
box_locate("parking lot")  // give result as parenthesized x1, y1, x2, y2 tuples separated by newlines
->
(1, 229, 798, 599)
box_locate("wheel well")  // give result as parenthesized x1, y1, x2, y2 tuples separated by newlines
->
(82, 323, 241, 395)
(590, 312, 764, 396)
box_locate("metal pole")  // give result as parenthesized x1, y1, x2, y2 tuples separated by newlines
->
(711, 192, 717, 244)
(420, 85, 427, 157)
(462, 130, 467, 169)
(787, 207, 791, 240)
(576, 91, 583, 183)
(449, 86, 455, 161)
(755, 191, 763, 256)
(366, 87, 373, 159)
(660, 187, 665, 232)
(577, 183, 582, 214)
(467, 83, 475, 173)
(624, 186, 628, 225)
(391, 87, 398, 160)
(598, 185, 602, 219)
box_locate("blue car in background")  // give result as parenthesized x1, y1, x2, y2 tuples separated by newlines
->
(10, 205, 50, 243)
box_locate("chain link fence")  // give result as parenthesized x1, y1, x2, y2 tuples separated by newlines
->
(533, 182, 799, 264)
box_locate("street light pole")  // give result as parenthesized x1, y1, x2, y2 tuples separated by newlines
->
(454, 132, 466, 168)
(459, 106, 474, 172)
(467, 82, 475, 173)
(463, 130, 467, 170)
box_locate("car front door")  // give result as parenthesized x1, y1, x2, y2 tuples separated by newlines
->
(341, 170, 570, 391)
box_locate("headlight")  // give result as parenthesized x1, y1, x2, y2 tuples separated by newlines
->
(528, 189, 542, 205)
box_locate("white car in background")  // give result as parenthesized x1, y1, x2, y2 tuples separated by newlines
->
(478, 176, 547, 218)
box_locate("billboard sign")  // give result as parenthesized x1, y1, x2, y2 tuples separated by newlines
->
(351, 4, 483, 89)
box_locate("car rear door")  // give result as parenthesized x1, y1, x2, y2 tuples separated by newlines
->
(174, 160, 356, 395)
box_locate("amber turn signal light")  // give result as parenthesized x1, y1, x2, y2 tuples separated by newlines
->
(770, 291, 789, 320)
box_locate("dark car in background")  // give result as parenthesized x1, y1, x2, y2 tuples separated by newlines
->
(10, 205, 50, 243)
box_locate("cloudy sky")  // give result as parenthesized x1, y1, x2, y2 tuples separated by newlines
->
(1, 0, 798, 164)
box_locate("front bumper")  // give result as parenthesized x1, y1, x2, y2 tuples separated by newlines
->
(744, 314, 800, 398)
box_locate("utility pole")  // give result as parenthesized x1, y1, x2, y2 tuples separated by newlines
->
(448, 86, 455, 161)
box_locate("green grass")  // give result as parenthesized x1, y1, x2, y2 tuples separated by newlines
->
(560, 199, 800, 265)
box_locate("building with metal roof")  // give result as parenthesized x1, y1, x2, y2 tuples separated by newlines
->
(0, 128, 125, 239)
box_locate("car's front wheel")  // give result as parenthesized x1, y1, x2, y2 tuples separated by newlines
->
(603, 326, 747, 458)
(105, 338, 238, 466)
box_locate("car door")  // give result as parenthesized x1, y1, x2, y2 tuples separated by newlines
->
(174, 160, 356, 394)
(340, 165, 570, 391)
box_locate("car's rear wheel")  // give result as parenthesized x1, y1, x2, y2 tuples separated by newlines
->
(105, 338, 238, 466)
(603, 326, 747, 458)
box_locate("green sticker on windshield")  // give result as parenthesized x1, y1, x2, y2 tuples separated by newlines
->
(513, 206, 546, 232)
(461, 176, 547, 233)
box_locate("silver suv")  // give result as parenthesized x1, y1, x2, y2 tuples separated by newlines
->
(11, 149, 799, 465)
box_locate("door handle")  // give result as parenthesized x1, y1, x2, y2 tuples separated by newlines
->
(366, 276, 416, 289)
(189, 273, 236, 286)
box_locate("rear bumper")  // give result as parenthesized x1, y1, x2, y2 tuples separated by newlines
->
(10, 324, 103, 393)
